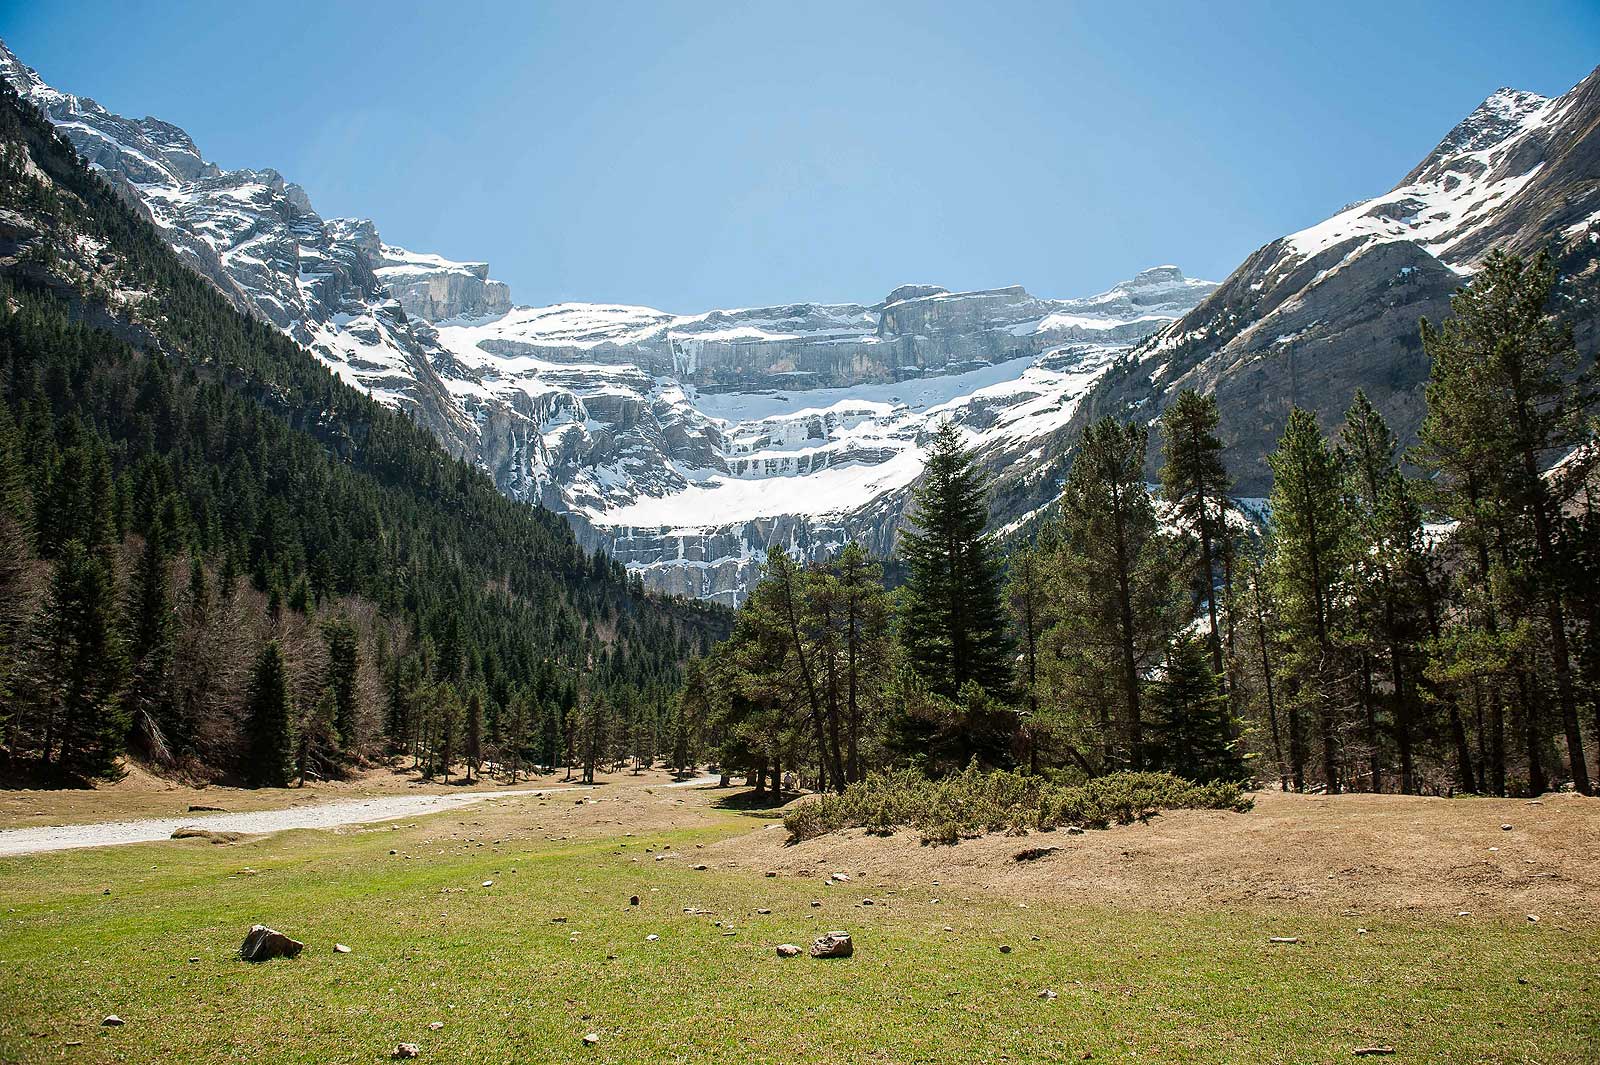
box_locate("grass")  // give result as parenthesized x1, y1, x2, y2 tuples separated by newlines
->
(784, 767, 1254, 843)
(2, 789, 1596, 1064)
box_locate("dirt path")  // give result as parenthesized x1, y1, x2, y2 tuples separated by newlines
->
(0, 786, 575, 857)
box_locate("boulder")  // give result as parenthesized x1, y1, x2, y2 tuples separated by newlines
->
(239, 925, 304, 962)
(810, 931, 853, 958)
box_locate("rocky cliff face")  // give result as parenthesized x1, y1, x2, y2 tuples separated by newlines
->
(1059, 67, 1600, 496)
(28, 43, 1587, 606)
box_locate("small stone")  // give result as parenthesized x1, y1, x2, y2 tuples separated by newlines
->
(693, 864, 708, 871)
(188, 956, 200, 963)
(830, 872, 850, 883)
(481, 880, 493, 888)
(756, 908, 770, 914)
(810, 930, 853, 958)
(334, 943, 351, 954)
(646, 934, 659, 942)
(629, 896, 640, 906)
(1038, 989, 1058, 1000)
(392, 1044, 420, 1059)
(1356, 928, 1368, 935)
(810, 900, 822, 908)
(1268, 937, 1300, 944)
(1352, 1048, 1395, 1057)
(1527, 914, 1540, 923)
(764, 871, 777, 878)
(1456, 911, 1471, 917)
(427, 1021, 444, 1031)
(389, 849, 398, 855)
(551, 917, 568, 923)
(999, 944, 1012, 954)
(582, 1032, 600, 1046)
(101, 1015, 124, 1027)
(776, 943, 802, 957)
(943, 925, 953, 932)
(861, 898, 874, 906)
(1500, 823, 1513, 831)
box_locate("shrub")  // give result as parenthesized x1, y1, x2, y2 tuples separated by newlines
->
(783, 766, 1253, 845)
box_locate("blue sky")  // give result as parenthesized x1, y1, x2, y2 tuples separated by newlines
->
(4, 1, 1597, 310)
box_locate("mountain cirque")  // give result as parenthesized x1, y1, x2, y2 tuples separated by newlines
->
(6, 37, 1595, 600)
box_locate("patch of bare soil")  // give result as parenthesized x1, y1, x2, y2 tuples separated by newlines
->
(0, 759, 707, 831)
(709, 790, 1600, 922)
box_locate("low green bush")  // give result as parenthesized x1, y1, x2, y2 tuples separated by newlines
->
(783, 765, 1253, 844)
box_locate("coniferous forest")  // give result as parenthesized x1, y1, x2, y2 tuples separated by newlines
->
(0, 84, 727, 786)
(684, 250, 1599, 802)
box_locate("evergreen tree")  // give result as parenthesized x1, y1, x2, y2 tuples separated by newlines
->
(1267, 408, 1353, 793)
(1050, 416, 1182, 770)
(321, 614, 360, 758)
(30, 541, 127, 779)
(464, 686, 485, 782)
(123, 525, 177, 761)
(1417, 250, 1595, 794)
(1160, 390, 1232, 680)
(243, 641, 294, 788)
(899, 422, 1012, 699)
(1148, 632, 1244, 783)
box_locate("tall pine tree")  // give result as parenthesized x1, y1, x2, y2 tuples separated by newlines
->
(899, 422, 1012, 699)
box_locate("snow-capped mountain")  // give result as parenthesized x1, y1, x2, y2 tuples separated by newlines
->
(2, 38, 1216, 603)
(1078, 66, 1600, 493)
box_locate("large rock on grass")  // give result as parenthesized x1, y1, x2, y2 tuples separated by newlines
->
(239, 925, 304, 962)
(810, 931, 854, 958)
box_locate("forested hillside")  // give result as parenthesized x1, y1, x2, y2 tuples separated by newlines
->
(0, 84, 726, 784)
(682, 253, 1600, 804)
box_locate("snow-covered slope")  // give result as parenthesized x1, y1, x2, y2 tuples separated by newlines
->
(2, 37, 1216, 604)
(1084, 65, 1600, 494)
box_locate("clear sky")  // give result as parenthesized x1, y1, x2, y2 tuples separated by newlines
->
(3, 1, 1597, 311)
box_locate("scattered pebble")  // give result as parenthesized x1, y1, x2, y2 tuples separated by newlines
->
(776, 943, 801, 957)
(999, 944, 1012, 954)
(427, 1021, 444, 1031)
(646, 934, 659, 942)
(1269, 937, 1301, 944)
(582, 1032, 600, 1046)
(392, 1044, 420, 1059)
(334, 943, 351, 954)
(1527, 914, 1540, 923)
(1352, 1047, 1395, 1057)
(629, 896, 640, 906)
(1038, 989, 1058, 1000)
(101, 1016, 123, 1027)
(481, 880, 493, 888)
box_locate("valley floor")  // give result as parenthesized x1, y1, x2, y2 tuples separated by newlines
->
(2, 772, 1595, 1064)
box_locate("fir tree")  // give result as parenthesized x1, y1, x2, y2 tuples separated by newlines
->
(1160, 390, 1231, 680)
(1148, 632, 1244, 783)
(31, 541, 128, 779)
(899, 422, 1012, 699)
(1416, 250, 1596, 794)
(1267, 408, 1352, 793)
(1051, 416, 1182, 770)
(321, 614, 360, 758)
(243, 641, 294, 788)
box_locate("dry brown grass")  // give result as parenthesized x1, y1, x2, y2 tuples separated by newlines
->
(713, 788, 1600, 922)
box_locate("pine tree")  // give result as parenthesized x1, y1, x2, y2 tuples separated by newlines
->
(1051, 416, 1182, 770)
(1416, 250, 1596, 794)
(464, 686, 485, 782)
(899, 422, 1013, 699)
(30, 541, 128, 779)
(1148, 633, 1244, 783)
(1267, 408, 1353, 793)
(123, 525, 177, 762)
(1160, 390, 1231, 680)
(321, 614, 360, 759)
(243, 641, 294, 788)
